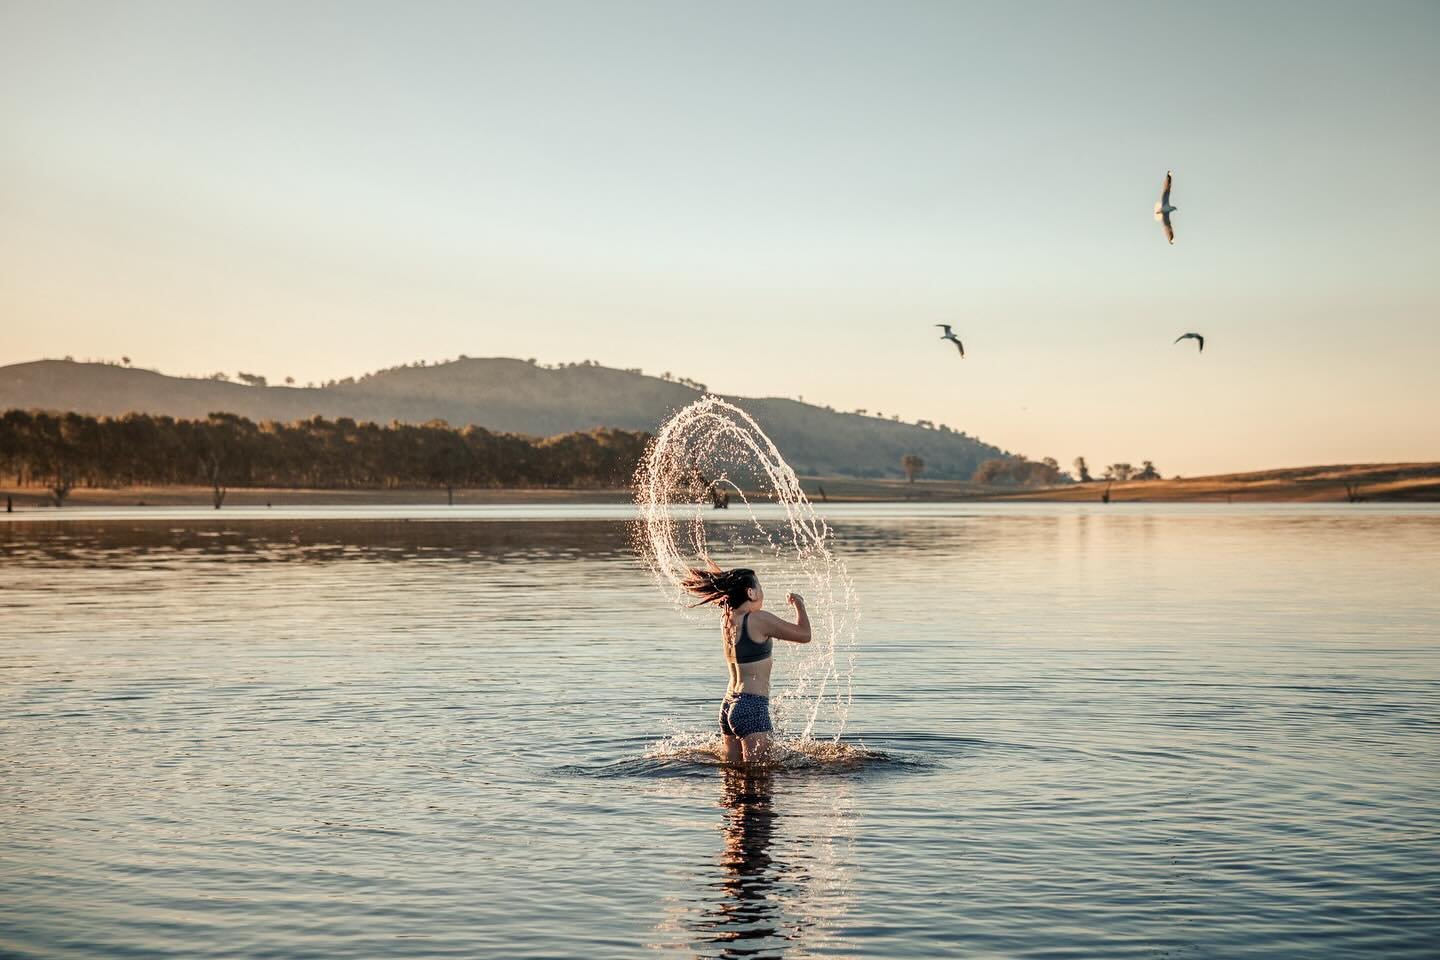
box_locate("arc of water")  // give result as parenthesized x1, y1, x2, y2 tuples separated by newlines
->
(634, 397, 858, 741)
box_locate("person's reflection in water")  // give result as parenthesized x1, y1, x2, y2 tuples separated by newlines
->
(649, 765, 857, 957)
(696, 768, 788, 958)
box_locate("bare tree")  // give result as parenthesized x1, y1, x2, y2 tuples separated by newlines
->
(50, 473, 74, 508)
(201, 453, 226, 509)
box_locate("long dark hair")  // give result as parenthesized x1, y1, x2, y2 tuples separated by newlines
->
(681, 566, 758, 609)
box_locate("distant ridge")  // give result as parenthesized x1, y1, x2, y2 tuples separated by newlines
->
(0, 358, 1007, 479)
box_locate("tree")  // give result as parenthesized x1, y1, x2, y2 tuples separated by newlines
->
(121, 356, 131, 366)
(201, 451, 226, 508)
(901, 454, 925, 483)
(973, 457, 1062, 487)
(1073, 456, 1092, 482)
(427, 436, 471, 505)
(0, 410, 654, 493)
(1136, 460, 1160, 480)
(1107, 463, 1135, 482)
(237, 372, 268, 388)
(50, 472, 74, 507)
(284, 376, 295, 386)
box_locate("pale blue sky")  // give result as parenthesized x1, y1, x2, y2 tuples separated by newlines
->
(2, 0, 1436, 474)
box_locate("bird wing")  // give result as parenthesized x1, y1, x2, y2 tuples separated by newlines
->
(1174, 333, 1188, 343)
(1196, 335, 1204, 352)
(1162, 211, 1174, 244)
(953, 338, 965, 357)
(1160, 171, 1172, 206)
(935, 324, 952, 335)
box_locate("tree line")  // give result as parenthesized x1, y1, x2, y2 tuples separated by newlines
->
(0, 409, 651, 505)
(971, 457, 1071, 486)
(1070, 457, 1162, 482)
(966, 456, 1163, 487)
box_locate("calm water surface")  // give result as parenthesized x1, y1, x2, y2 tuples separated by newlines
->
(2, 504, 1438, 958)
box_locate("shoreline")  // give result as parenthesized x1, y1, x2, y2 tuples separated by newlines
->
(3, 463, 1436, 510)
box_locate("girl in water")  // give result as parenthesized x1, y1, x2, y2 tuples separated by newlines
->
(681, 565, 812, 765)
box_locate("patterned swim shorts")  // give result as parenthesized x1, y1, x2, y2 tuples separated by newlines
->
(719, 692, 773, 738)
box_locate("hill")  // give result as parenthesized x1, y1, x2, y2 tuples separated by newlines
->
(0, 358, 1006, 479)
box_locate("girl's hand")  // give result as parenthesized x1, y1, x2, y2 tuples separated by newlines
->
(786, 592, 805, 608)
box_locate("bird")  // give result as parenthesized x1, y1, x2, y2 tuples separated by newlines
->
(935, 324, 965, 358)
(1155, 170, 1177, 244)
(1174, 332, 1204, 352)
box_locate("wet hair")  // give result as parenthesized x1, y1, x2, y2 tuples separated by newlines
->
(681, 567, 759, 609)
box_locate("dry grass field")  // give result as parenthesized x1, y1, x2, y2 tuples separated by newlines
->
(983, 462, 1440, 503)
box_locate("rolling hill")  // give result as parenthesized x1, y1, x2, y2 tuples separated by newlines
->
(0, 358, 1007, 479)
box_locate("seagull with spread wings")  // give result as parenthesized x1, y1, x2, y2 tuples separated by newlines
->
(1155, 170, 1178, 244)
(1174, 332, 1204, 353)
(935, 324, 965, 358)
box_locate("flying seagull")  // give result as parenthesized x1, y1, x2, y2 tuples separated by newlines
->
(1155, 170, 1177, 244)
(935, 324, 965, 358)
(1174, 332, 1204, 353)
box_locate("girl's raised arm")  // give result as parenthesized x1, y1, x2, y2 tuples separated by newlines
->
(757, 594, 811, 643)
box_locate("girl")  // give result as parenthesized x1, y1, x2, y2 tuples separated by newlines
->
(681, 565, 812, 764)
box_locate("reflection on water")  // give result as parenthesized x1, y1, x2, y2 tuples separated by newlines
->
(2, 505, 1438, 958)
(703, 771, 786, 957)
(0, 517, 637, 566)
(655, 769, 856, 959)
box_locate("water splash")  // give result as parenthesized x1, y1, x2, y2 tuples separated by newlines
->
(633, 396, 859, 742)
(553, 732, 904, 779)
(640, 730, 897, 774)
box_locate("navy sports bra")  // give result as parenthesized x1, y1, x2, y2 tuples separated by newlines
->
(732, 613, 772, 664)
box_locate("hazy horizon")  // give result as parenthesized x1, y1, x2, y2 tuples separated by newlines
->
(3, 1, 1437, 475)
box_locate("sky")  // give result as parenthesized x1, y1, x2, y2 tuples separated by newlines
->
(2, 0, 1437, 475)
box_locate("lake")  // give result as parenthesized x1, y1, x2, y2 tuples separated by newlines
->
(2, 503, 1438, 958)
